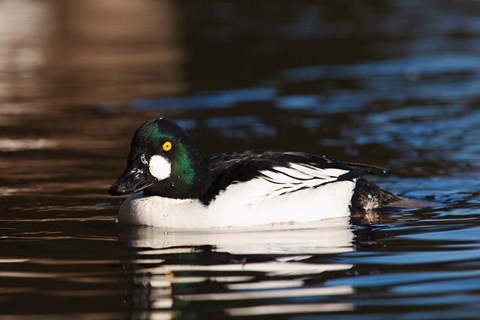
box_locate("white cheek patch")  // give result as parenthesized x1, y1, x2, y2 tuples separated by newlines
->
(149, 155, 172, 180)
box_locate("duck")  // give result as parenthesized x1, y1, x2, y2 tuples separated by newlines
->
(109, 117, 419, 229)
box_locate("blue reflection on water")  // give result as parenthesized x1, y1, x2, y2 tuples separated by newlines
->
(397, 226, 480, 242)
(394, 278, 480, 294)
(132, 87, 275, 109)
(341, 249, 480, 265)
(326, 270, 480, 288)
(206, 116, 277, 138)
(283, 55, 480, 81)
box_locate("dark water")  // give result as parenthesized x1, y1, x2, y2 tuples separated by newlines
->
(1, 1, 480, 319)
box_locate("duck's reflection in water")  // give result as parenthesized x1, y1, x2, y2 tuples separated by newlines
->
(118, 217, 355, 318)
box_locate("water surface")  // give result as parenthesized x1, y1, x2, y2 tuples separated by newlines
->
(1, 1, 480, 319)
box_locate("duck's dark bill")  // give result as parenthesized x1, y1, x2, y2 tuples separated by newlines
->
(109, 168, 156, 196)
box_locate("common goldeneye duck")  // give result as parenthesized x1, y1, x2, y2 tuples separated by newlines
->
(109, 118, 410, 228)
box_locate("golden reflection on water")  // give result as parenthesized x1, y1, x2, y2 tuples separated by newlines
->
(0, 1, 51, 99)
(226, 302, 354, 317)
(0, 139, 56, 151)
(0, 0, 185, 105)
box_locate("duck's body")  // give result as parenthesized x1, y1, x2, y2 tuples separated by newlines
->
(109, 118, 407, 229)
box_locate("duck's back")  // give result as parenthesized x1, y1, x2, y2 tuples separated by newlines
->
(201, 151, 368, 203)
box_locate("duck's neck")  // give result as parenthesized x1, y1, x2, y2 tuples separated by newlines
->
(182, 155, 212, 198)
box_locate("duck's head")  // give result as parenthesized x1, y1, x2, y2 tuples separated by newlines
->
(109, 118, 210, 199)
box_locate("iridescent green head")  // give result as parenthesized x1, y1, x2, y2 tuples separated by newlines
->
(109, 118, 210, 199)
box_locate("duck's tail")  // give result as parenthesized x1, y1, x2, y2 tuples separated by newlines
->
(351, 178, 434, 213)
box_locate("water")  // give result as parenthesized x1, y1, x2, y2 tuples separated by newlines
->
(1, 0, 480, 319)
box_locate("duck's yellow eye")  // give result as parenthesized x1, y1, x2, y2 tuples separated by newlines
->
(162, 141, 172, 152)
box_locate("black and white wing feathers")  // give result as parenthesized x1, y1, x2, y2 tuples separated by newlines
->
(200, 151, 372, 204)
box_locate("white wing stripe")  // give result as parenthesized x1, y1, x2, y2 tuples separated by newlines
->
(288, 163, 348, 179)
(258, 162, 351, 199)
